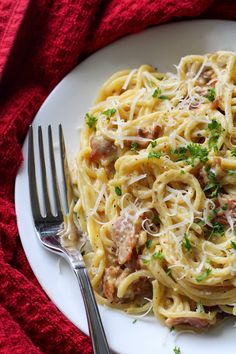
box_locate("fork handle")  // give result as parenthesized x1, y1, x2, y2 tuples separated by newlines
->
(73, 267, 111, 354)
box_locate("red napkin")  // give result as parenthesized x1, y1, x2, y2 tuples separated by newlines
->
(0, 1, 236, 353)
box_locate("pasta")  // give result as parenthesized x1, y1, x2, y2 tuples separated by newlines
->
(67, 51, 236, 330)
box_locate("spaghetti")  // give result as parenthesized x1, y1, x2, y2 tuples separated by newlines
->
(68, 51, 236, 330)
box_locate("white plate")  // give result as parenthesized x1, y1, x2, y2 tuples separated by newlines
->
(15, 20, 236, 354)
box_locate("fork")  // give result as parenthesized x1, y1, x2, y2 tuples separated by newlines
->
(28, 125, 110, 354)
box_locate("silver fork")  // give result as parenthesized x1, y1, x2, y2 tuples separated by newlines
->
(28, 125, 110, 354)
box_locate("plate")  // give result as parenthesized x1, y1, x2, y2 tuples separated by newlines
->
(15, 20, 236, 354)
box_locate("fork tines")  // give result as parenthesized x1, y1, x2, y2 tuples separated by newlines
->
(28, 125, 69, 222)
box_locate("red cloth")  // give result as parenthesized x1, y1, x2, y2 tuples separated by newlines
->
(0, 0, 236, 353)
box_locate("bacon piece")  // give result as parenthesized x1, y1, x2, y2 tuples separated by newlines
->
(102, 266, 151, 302)
(226, 199, 236, 217)
(110, 216, 137, 265)
(103, 266, 126, 301)
(90, 136, 117, 162)
(123, 125, 161, 149)
(137, 125, 161, 148)
(166, 316, 210, 329)
(215, 196, 236, 225)
(138, 125, 161, 140)
(132, 277, 152, 298)
(194, 166, 208, 188)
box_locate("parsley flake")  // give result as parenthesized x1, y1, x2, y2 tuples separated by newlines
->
(151, 140, 157, 148)
(207, 221, 224, 239)
(171, 146, 188, 161)
(152, 251, 164, 260)
(173, 346, 181, 354)
(114, 186, 122, 196)
(182, 233, 192, 251)
(196, 267, 212, 282)
(196, 219, 205, 226)
(152, 87, 162, 98)
(171, 144, 208, 166)
(152, 88, 168, 100)
(132, 319, 137, 324)
(231, 241, 236, 250)
(208, 119, 224, 151)
(85, 113, 97, 129)
(146, 239, 152, 249)
(187, 144, 208, 166)
(203, 167, 221, 198)
(159, 95, 168, 100)
(205, 88, 216, 102)
(131, 141, 138, 151)
(231, 148, 236, 157)
(148, 151, 161, 159)
(142, 258, 150, 264)
(102, 108, 116, 118)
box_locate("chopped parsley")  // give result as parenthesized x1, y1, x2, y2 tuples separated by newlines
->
(195, 219, 205, 226)
(187, 144, 209, 166)
(171, 146, 188, 161)
(173, 346, 181, 354)
(171, 144, 208, 166)
(196, 267, 212, 282)
(208, 119, 224, 151)
(131, 141, 138, 151)
(102, 108, 116, 118)
(182, 233, 192, 251)
(146, 239, 152, 249)
(148, 151, 161, 159)
(207, 221, 224, 239)
(152, 87, 162, 97)
(132, 319, 137, 324)
(142, 258, 150, 264)
(203, 167, 221, 198)
(85, 113, 97, 129)
(114, 186, 122, 196)
(207, 214, 214, 221)
(231, 241, 236, 250)
(152, 251, 164, 260)
(205, 88, 216, 102)
(152, 88, 168, 100)
(151, 140, 157, 148)
(231, 148, 236, 157)
(159, 95, 168, 100)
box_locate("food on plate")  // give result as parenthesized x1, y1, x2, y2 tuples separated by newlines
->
(66, 51, 236, 330)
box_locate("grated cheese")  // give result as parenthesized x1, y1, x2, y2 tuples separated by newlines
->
(122, 69, 137, 90)
(88, 184, 106, 216)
